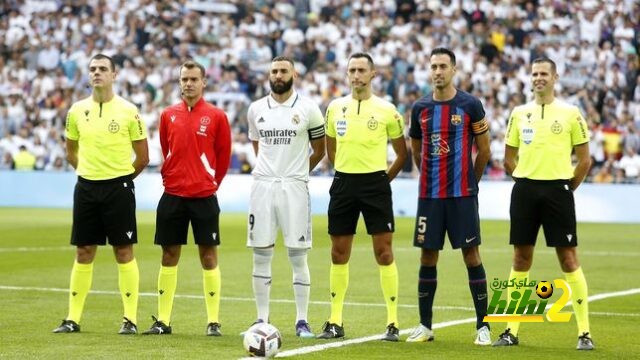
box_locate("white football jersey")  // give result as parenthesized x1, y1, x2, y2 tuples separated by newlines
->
(248, 91, 325, 181)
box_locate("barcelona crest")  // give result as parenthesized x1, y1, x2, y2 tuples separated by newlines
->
(451, 114, 462, 125)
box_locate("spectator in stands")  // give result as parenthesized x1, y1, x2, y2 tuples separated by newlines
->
(0, 0, 638, 184)
(617, 146, 640, 183)
(592, 162, 614, 183)
(13, 145, 35, 171)
(0, 152, 13, 170)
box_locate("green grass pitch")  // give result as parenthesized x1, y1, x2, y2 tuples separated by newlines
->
(0, 207, 638, 359)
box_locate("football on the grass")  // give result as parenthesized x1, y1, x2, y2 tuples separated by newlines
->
(243, 322, 282, 358)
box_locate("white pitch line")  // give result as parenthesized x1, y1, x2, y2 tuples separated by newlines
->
(591, 311, 640, 317)
(0, 246, 72, 252)
(274, 287, 640, 358)
(0, 285, 473, 311)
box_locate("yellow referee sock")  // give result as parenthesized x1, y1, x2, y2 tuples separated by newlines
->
(67, 261, 93, 323)
(506, 268, 529, 336)
(157, 265, 178, 323)
(379, 261, 399, 326)
(203, 266, 221, 324)
(564, 267, 590, 336)
(329, 263, 349, 325)
(118, 258, 139, 324)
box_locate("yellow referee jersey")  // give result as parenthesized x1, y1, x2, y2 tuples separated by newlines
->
(505, 99, 589, 180)
(65, 95, 147, 180)
(326, 94, 404, 173)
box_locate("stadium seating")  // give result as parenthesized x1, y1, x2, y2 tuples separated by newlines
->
(0, 0, 638, 182)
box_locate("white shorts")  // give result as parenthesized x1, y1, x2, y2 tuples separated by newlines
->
(247, 178, 312, 249)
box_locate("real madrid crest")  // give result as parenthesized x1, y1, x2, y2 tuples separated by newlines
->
(292, 114, 300, 125)
(550, 120, 562, 134)
(108, 119, 120, 133)
(451, 114, 462, 126)
(367, 116, 378, 130)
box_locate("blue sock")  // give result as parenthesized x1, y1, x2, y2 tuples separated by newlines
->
(418, 266, 437, 329)
(467, 264, 489, 330)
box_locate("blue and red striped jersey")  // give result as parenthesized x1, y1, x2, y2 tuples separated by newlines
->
(409, 89, 488, 199)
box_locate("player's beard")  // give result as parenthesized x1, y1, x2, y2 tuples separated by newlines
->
(270, 78, 293, 94)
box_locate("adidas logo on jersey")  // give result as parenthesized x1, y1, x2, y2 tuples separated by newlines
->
(258, 117, 265, 123)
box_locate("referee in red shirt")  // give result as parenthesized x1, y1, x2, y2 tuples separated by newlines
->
(143, 60, 232, 336)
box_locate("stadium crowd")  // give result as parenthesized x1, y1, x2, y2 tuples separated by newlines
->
(0, 0, 639, 183)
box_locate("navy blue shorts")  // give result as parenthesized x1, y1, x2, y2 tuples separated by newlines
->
(413, 196, 481, 250)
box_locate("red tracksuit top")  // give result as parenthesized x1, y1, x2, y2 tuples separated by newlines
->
(159, 97, 231, 198)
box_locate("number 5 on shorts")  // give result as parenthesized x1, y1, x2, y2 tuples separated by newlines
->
(417, 216, 427, 234)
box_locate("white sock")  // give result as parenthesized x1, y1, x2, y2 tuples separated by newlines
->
(252, 247, 273, 322)
(288, 247, 310, 323)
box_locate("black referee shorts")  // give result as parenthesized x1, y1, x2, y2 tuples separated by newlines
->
(154, 192, 221, 246)
(509, 178, 577, 247)
(71, 175, 137, 246)
(328, 171, 394, 235)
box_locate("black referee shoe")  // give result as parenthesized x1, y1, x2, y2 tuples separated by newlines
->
(118, 317, 137, 335)
(207, 322, 222, 336)
(53, 319, 80, 333)
(381, 323, 399, 342)
(492, 328, 519, 346)
(142, 316, 172, 335)
(316, 322, 344, 339)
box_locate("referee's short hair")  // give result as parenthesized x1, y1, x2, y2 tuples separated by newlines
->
(532, 57, 557, 74)
(272, 56, 295, 66)
(90, 54, 115, 72)
(348, 52, 375, 68)
(430, 47, 456, 66)
(180, 59, 206, 78)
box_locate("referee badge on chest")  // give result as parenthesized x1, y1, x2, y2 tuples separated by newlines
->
(550, 120, 563, 134)
(108, 119, 120, 133)
(367, 116, 378, 130)
(522, 127, 534, 144)
(336, 119, 347, 136)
